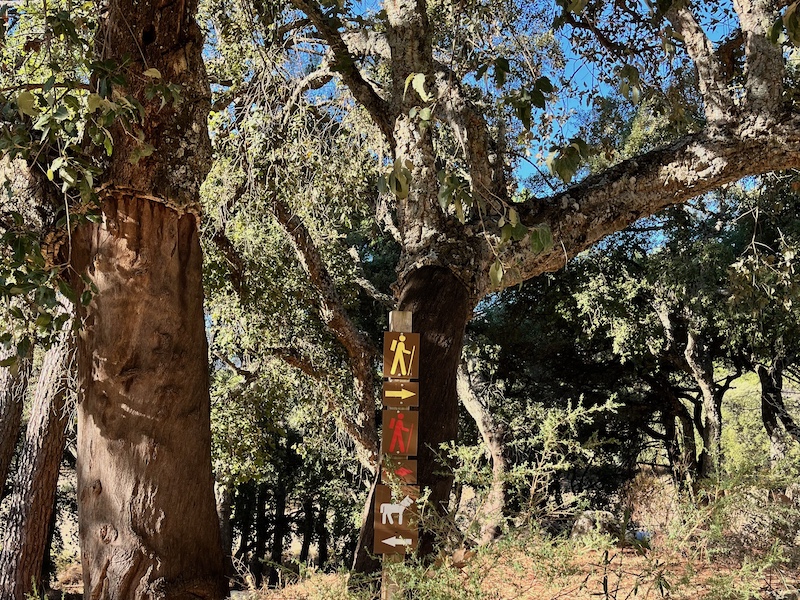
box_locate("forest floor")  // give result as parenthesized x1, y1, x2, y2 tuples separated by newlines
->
(235, 530, 800, 600)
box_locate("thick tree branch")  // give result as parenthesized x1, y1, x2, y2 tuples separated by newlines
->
(667, 5, 737, 124)
(289, 0, 395, 145)
(271, 195, 379, 468)
(434, 67, 509, 207)
(498, 116, 800, 290)
(343, 29, 391, 59)
(732, 0, 785, 122)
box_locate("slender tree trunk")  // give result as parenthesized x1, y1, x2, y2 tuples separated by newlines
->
(0, 336, 71, 599)
(235, 482, 256, 562)
(215, 480, 236, 581)
(0, 349, 33, 497)
(684, 331, 722, 478)
(250, 482, 269, 588)
(267, 479, 287, 588)
(757, 362, 789, 465)
(299, 497, 314, 564)
(456, 360, 507, 544)
(315, 502, 328, 569)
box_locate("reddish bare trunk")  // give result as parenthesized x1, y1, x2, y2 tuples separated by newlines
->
(72, 197, 226, 599)
(0, 336, 71, 599)
(0, 351, 32, 497)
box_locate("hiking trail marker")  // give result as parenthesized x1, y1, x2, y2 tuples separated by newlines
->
(375, 310, 420, 558)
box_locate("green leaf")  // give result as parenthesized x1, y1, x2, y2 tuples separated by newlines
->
(530, 223, 554, 254)
(16, 337, 30, 359)
(501, 223, 514, 243)
(454, 196, 465, 223)
(87, 93, 103, 113)
(143, 67, 162, 79)
(489, 260, 504, 287)
(378, 174, 389, 194)
(80, 290, 93, 306)
(403, 73, 415, 100)
(493, 57, 510, 88)
(58, 279, 77, 303)
(511, 222, 528, 241)
(17, 91, 39, 117)
(419, 107, 432, 121)
(412, 73, 432, 102)
(0, 356, 16, 368)
(535, 76, 554, 94)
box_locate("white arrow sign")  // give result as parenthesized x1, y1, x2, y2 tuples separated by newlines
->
(382, 536, 413, 548)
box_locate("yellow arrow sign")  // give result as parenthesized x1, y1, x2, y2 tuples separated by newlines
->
(386, 388, 415, 400)
(382, 382, 419, 407)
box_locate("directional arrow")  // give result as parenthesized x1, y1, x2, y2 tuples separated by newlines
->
(394, 467, 413, 478)
(385, 388, 416, 400)
(382, 536, 413, 548)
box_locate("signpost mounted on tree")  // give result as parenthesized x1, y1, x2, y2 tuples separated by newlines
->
(377, 310, 420, 598)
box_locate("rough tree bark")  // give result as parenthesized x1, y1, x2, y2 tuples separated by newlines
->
(68, 0, 226, 595)
(0, 335, 71, 599)
(215, 480, 237, 581)
(398, 266, 473, 555)
(0, 349, 32, 498)
(758, 362, 787, 465)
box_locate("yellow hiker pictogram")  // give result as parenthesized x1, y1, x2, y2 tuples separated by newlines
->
(383, 332, 420, 379)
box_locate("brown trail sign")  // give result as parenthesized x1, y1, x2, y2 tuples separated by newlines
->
(383, 332, 420, 379)
(377, 309, 420, 592)
(381, 409, 418, 456)
(373, 484, 419, 555)
(382, 381, 419, 408)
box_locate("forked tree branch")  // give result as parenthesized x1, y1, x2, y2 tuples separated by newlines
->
(289, 0, 395, 145)
(666, 5, 737, 124)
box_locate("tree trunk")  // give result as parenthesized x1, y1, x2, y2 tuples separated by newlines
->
(456, 360, 507, 544)
(215, 480, 236, 581)
(0, 349, 33, 498)
(0, 336, 71, 599)
(299, 497, 314, 565)
(68, 0, 226, 594)
(398, 266, 473, 556)
(684, 331, 722, 478)
(267, 480, 287, 588)
(315, 501, 328, 569)
(250, 482, 269, 588)
(757, 361, 789, 465)
(235, 482, 256, 562)
(71, 197, 226, 600)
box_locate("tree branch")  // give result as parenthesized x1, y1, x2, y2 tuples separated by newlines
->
(732, 0, 785, 123)
(434, 67, 509, 207)
(498, 116, 800, 290)
(289, 0, 395, 146)
(271, 195, 379, 468)
(666, 4, 737, 125)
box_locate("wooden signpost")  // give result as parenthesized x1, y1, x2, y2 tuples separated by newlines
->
(376, 310, 420, 598)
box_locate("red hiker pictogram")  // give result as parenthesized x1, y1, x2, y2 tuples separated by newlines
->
(388, 412, 413, 454)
